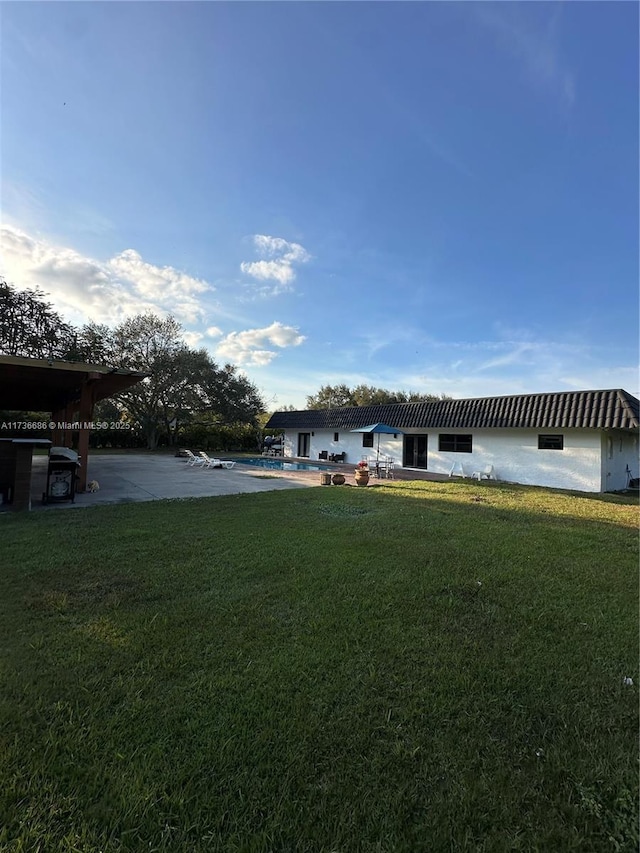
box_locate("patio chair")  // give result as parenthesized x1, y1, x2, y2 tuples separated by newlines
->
(369, 457, 382, 477)
(471, 464, 495, 481)
(219, 460, 236, 469)
(449, 461, 466, 478)
(184, 450, 206, 466)
(381, 457, 395, 479)
(199, 452, 223, 469)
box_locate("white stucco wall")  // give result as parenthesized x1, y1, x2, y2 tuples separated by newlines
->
(280, 426, 639, 492)
(281, 429, 403, 467)
(425, 428, 603, 492)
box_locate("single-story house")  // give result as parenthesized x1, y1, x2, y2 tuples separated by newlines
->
(265, 389, 639, 493)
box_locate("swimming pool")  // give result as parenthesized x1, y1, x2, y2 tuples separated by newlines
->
(235, 457, 334, 472)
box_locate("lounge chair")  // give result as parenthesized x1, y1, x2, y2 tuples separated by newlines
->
(199, 453, 236, 470)
(199, 452, 223, 469)
(184, 450, 206, 466)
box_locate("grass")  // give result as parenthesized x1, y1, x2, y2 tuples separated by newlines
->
(0, 480, 637, 852)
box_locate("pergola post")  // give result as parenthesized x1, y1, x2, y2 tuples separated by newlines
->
(76, 377, 97, 493)
(50, 410, 65, 447)
(57, 403, 76, 448)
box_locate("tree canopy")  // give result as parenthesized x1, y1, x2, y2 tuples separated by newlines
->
(84, 314, 265, 449)
(0, 278, 76, 359)
(305, 384, 450, 409)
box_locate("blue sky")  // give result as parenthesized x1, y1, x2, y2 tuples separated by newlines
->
(1, 1, 638, 408)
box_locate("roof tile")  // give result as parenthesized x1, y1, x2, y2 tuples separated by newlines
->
(266, 390, 640, 432)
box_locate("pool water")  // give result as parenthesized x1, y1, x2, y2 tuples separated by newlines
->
(235, 457, 334, 472)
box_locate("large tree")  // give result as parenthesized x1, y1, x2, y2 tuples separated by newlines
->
(305, 383, 450, 409)
(104, 314, 264, 449)
(305, 384, 355, 409)
(0, 278, 76, 359)
(202, 362, 265, 425)
(71, 322, 115, 364)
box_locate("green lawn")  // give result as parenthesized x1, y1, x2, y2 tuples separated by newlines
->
(1, 481, 637, 852)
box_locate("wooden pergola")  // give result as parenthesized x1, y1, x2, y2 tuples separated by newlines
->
(0, 354, 147, 499)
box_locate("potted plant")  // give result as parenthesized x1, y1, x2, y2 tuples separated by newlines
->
(354, 460, 370, 486)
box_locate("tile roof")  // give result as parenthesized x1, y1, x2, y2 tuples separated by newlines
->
(266, 389, 640, 432)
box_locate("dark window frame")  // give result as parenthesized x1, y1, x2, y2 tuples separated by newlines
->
(334, 432, 339, 442)
(538, 434, 564, 450)
(438, 434, 473, 453)
(362, 434, 374, 448)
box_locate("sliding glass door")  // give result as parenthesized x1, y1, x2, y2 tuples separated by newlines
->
(297, 433, 311, 458)
(403, 434, 427, 469)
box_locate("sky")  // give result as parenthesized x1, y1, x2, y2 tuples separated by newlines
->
(1, 1, 638, 409)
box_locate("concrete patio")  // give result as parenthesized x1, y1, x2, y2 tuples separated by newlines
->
(20, 452, 450, 511)
(28, 453, 315, 510)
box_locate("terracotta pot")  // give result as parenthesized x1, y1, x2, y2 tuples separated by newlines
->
(354, 469, 370, 486)
(332, 473, 346, 486)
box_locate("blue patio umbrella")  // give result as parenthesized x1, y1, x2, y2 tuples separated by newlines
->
(350, 423, 403, 464)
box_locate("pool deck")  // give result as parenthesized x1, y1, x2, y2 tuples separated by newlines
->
(22, 452, 449, 511)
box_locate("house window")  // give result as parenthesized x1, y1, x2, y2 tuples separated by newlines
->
(538, 435, 564, 450)
(362, 434, 374, 448)
(439, 434, 472, 453)
(334, 432, 339, 442)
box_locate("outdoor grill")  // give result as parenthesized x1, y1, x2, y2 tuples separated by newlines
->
(44, 447, 80, 503)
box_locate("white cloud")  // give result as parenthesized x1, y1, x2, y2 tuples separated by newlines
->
(215, 321, 306, 367)
(0, 224, 213, 326)
(108, 249, 209, 319)
(253, 235, 310, 263)
(240, 234, 311, 294)
(240, 259, 296, 286)
(183, 331, 205, 348)
(0, 224, 310, 375)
